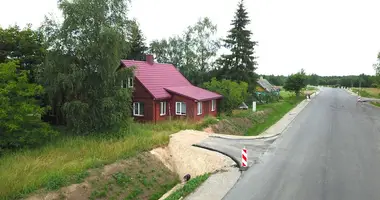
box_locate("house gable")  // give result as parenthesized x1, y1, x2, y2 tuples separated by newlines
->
(132, 78, 153, 99)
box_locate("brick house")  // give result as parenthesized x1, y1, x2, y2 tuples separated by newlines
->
(120, 55, 223, 123)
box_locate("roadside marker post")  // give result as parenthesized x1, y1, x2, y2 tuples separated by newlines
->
(241, 147, 248, 171)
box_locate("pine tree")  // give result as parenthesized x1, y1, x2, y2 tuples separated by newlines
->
(218, 0, 258, 87)
(126, 19, 148, 61)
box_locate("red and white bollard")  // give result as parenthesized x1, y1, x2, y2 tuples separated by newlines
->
(241, 147, 248, 171)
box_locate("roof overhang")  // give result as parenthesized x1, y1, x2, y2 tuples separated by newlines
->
(164, 88, 223, 102)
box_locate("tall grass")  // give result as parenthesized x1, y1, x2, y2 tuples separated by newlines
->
(0, 120, 200, 200)
(279, 91, 296, 98)
(352, 88, 380, 98)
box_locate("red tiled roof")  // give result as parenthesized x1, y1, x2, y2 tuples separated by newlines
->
(120, 59, 222, 101)
(165, 86, 223, 101)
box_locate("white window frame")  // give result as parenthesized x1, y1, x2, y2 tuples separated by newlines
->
(160, 102, 166, 116)
(133, 102, 144, 116)
(175, 102, 186, 115)
(121, 80, 127, 88)
(127, 77, 133, 88)
(211, 100, 216, 111)
(197, 102, 202, 115)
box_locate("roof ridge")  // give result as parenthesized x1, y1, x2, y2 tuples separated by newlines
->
(121, 59, 178, 66)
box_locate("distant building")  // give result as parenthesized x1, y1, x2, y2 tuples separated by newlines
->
(256, 76, 279, 93)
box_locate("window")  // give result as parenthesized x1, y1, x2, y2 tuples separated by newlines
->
(160, 102, 166, 116)
(175, 102, 186, 115)
(133, 102, 144, 116)
(121, 80, 127, 88)
(211, 100, 216, 111)
(127, 77, 133, 88)
(197, 102, 202, 115)
(121, 77, 133, 88)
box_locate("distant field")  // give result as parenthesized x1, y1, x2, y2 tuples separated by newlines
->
(352, 88, 380, 98)
(364, 88, 380, 96)
(279, 85, 318, 98)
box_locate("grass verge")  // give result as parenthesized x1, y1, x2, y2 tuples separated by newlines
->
(352, 88, 380, 98)
(371, 102, 380, 107)
(211, 95, 305, 136)
(164, 174, 210, 200)
(246, 96, 304, 136)
(0, 119, 214, 200)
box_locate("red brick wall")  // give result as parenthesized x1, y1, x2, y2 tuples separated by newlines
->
(132, 78, 154, 122)
(132, 78, 151, 98)
(211, 99, 218, 117)
(193, 99, 218, 121)
(169, 94, 196, 120)
(154, 101, 169, 122)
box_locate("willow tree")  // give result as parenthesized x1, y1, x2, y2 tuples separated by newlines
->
(40, 0, 133, 134)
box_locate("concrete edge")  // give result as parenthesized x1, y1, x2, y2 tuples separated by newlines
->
(208, 90, 321, 140)
(192, 144, 243, 169)
(209, 132, 281, 140)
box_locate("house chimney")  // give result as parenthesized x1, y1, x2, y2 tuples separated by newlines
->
(146, 54, 154, 65)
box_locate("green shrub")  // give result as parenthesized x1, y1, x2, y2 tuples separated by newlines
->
(283, 69, 307, 96)
(0, 61, 57, 151)
(202, 77, 248, 115)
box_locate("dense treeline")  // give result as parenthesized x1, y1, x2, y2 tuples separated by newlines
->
(262, 74, 378, 88)
(262, 74, 378, 87)
(311, 74, 377, 88)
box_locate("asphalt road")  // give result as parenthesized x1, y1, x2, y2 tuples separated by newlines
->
(223, 88, 380, 200)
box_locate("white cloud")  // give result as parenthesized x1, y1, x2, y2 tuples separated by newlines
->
(1, 0, 380, 76)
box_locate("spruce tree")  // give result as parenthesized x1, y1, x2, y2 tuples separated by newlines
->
(218, 0, 258, 87)
(126, 19, 148, 61)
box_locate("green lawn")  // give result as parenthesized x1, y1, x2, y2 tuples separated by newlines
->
(245, 89, 311, 136)
(246, 96, 304, 136)
(0, 119, 213, 200)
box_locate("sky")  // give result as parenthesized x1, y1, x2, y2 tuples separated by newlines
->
(1, 0, 380, 76)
